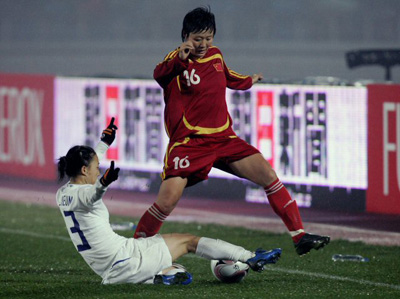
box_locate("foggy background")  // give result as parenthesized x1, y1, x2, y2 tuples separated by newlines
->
(0, 0, 399, 83)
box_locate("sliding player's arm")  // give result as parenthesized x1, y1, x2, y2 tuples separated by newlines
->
(94, 117, 117, 160)
(75, 161, 120, 207)
(77, 118, 118, 206)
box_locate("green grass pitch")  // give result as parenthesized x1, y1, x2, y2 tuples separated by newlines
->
(0, 200, 399, 298)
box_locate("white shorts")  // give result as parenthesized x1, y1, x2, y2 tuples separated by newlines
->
(102, 234, 172, 284)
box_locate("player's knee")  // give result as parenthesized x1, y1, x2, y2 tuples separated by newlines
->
(264, 167, 278, 185)
(156, 193, 181, 213)
(186, 235, 200, 253)
(253, 162, 277, 187)
(157, 200, 178, 214)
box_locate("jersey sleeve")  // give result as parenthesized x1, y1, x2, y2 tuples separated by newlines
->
(221, 51, 253, 90)
(153, 49, 189, 89)
(94, 141, 109, 161)
(75, 179, 108, 208)
(225, 67, 252, 90)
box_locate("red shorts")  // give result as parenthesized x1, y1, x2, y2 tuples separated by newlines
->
(161, 136, 260, 186)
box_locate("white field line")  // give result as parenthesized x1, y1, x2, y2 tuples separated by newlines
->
(1, 186, 400, 246)
(1, 226, 399, 291)
(0, 227, 70, 241)
(268, 267, 400, 291)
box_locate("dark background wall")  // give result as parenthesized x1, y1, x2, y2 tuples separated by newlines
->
(1, 0, 399, 83)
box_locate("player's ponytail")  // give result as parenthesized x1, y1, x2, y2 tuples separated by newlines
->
(57, 145, 96, 181)
(57, 156, 68, 181)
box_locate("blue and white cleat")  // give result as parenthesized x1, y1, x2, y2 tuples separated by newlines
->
(153, 272, 193, 285)
(246, 248, 282, 272)
(154, 264, 193, 285)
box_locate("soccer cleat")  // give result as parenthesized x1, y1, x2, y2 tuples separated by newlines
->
(171, 263, 187, 271)
(246, 248, 282, 272)
(295, 233, 330, 256)
(153, 271, 193, 285)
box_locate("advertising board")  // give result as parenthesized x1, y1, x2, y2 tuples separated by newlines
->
(55, 78, 368, 210)
(367, 85, 400, 214)
(0, 73, 55, 180)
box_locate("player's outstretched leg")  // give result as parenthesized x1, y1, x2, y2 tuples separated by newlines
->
(153, 264, 193, 285)
(294, 233, 330, 256)
(246, 248, 282, 272)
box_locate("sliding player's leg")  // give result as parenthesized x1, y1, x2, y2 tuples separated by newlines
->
(161, 233, 281, 272)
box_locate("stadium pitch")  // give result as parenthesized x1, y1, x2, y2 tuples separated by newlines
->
(0, 200, 399, 298)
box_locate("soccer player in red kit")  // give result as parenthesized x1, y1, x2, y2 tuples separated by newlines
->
(134, 6, 330, 256)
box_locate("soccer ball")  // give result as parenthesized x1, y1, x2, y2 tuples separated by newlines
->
(210, 260, 249, 283)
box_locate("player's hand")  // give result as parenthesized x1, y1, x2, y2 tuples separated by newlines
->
(252, 73, 264, 84)
(100, 161, 120, 187)
(178, 41, 194, 60)
(101, 117, 118, 146)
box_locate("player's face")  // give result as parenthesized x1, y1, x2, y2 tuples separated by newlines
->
(187, 29, 214, 58)
(85, 155, 100, 184)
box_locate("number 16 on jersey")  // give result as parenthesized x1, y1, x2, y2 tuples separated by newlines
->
(173, 156, 190, 169)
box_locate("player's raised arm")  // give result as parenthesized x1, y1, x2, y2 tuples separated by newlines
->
(100, 161, 120, 187)
(95, 117, 118, 160)
(78, 160, 120, 206)
(153, 46, 190, 89)
(101, 117, 118, 146)
(178, 41, 194, 61)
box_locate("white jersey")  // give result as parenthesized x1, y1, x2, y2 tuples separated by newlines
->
(56, 142, 127, 278)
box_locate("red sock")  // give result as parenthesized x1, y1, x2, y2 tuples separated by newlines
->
(133, 203, 169, 239)
(265, 179, 305, 243)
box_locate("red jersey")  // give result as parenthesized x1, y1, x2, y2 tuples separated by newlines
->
(154, 46, 253, 142)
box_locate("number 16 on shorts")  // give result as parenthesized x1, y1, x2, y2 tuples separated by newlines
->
(173, 156, 190, 169)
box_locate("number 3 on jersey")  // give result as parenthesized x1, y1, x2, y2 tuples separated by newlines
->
(183, 69, 200, 86)
(173, 156, 190, 169)
(64, 211, 91, 252)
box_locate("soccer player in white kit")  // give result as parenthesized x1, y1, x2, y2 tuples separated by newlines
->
(56, 118, 282, 285)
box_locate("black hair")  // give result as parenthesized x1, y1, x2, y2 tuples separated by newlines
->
(181, 6, 216, 41)
(57, 145, 96, 181)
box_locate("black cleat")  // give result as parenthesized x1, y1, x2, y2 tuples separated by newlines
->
(295, 233, 330, 256)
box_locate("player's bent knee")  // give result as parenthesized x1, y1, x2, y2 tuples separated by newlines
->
(187, 235, 200, 253)
(156, 193, 182, 214)
(156, 197, 179, 214)
(265, 168, 278, 184)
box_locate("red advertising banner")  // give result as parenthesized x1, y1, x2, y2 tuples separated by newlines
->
(0, 73, 56, 180)
(367, 84, 400, 214)
(257, 91, 274, 168)
(105, 86, 119, 161)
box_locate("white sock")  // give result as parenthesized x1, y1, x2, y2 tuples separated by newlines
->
(195, 237, 254, 262)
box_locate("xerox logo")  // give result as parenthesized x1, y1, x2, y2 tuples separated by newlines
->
(0, 87, 45, 165)
(0, 73, 54, 180)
